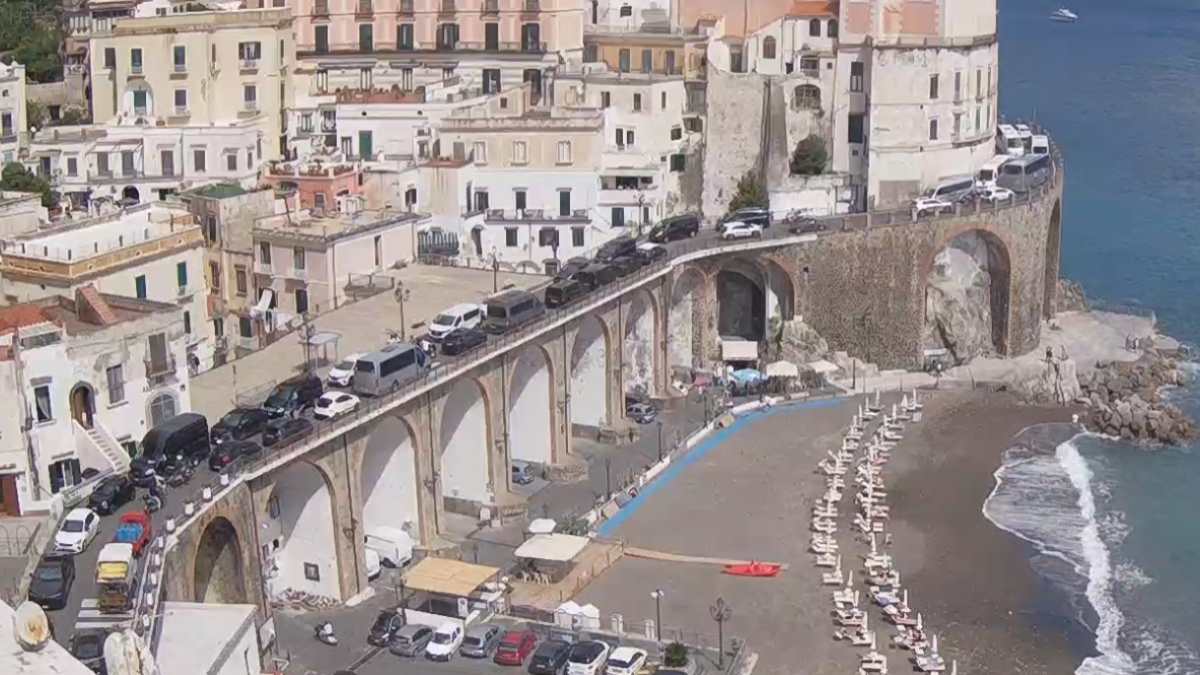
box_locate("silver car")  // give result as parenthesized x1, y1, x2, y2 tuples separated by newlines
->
(389, 624, 434, 657)
(459, 623, 503, 658)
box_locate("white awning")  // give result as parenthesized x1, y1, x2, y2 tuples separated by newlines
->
(514, 534, 589, 563)
(250, 289, 273, 318)
(526, 518, 557, 535)
(765, 361, 800, 378)
(807, 359, 840, 375)
(720, 338, 758, 362)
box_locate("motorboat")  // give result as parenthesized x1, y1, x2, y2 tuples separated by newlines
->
(859, 635, 888, 673)
(833, 585, 857, 608)
(1050, 8, 1078, 22)
(815, 551, 839, 567)
(821, 558, 844, 584)
(914, 634, 947, 672)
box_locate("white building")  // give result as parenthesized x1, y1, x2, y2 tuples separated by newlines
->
(0, 203, 215, 372)
(155, 602, 264, 675)
(0, 288, 190, 516)
(0, 61, 28, 166)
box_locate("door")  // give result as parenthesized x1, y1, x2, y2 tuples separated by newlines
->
(558, 190, 570, 217)
(484, 23, 499, 51)
(295, 288, 309, 315)
(358, 131, 373, 160)
(70, 385, 95, 429)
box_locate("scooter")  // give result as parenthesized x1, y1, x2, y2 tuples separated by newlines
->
(142, 476, 165, 513)
(314, 621, 338, 646)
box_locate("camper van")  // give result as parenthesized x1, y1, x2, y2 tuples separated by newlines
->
(976, 156, 1010, 189)
(996, 124, 1025, 157)
(996, 153, 1052, 194)
(1031, 134, 1050, 155)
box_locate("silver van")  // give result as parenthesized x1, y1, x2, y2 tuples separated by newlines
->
(481, 290, 545, 335)
(353, 343, 429, 396)
(928, 175, 977, 203)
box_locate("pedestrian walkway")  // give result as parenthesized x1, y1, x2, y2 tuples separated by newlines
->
(74, 598, 133, 631)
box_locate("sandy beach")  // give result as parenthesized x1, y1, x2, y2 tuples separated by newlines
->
(576, 389, 1087, 675)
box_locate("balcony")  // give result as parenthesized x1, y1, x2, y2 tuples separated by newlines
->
(320, 118, 337, 133)
(144, 355, 178, 384)
(398, 0, 413, 16)
(313, 0, 329, 16)
(240, 58, 260, 72)
(439, 0, 456, 17)
(241, 101, 260, 114)
(355, 0, 372, 17)
(254, 262, 273, 275)
(484, 208, 590, 224)
(481, 0, 498, 15)
(172, 62, 187, 75)
(283, 266, 309, 280)
(522, 0, 541, 16)
(172, 105, 189, 116)
(129, 64, 143, 77)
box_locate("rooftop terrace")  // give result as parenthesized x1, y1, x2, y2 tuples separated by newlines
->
(253, 207, 426, 244)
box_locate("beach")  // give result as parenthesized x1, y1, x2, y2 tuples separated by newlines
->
(577, 389, 1087, 675)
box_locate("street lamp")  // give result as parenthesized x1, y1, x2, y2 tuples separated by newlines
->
(655, 419, 664, 462)
(394, 283, 411, 340)
(650, 588, 665, 642)
(490, 246, 499, 293)
(709, 597, 732, 669)
(396, 578, 408, 623)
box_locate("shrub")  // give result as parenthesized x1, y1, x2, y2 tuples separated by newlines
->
(727, 170, 767, 214)
(664, 641, 689, 667)
(789, 135, 828, 176)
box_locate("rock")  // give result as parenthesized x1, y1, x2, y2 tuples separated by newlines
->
(1055, 279, 1089, 313)
(771, 318, 829, 366)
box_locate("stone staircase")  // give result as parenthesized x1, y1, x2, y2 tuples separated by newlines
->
(73, 420, 131, 475)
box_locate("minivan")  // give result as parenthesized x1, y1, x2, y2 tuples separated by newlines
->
(594, 235, 637, 263)
(544, 278, 587, 308)
(720, 207, 771, 229)
(928, 175, 977, 203)
(648, 213, 700, 242)
(353, 343, 429, 396)
(263, 374, 324, 418)
(427, 303, 483, 341)
(130, 413, 210, 485)
(1030, 134, 1050, 155)
(574, 262, 618, 291)
(481, 290, 545, 334)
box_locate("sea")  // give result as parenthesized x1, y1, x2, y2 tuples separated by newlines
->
(984, 1, 1200, 673)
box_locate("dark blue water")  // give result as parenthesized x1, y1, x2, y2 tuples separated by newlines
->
(995, 3, 1200, 672)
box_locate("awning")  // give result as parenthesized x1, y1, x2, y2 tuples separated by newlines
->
(304, 331, 341, 347)
(720, 338, 758, 362)
(807, 359, 840, 375)
(765, 361, 800, 378)
(250, 289, 273, 318)
(526, 518, 556, 535)
(402, 557, 499, 598)
(514, 534, 589, 563)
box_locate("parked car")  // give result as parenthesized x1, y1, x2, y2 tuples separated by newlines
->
(574, 263, 619, 292)
(635, 242, 667, 264)
(208, 439, 262, 471)
(365, 548, 382, 581)
(113, 511, 151, 557)
(314, 392, 360, 420)
(720, 207, 770, 229)
(721, 221, 763, 240)
(626, 402, 657, 424)
(262, 417, 314, 447)
(565, 640, 611, 675)
(263, 373, 324, 418)
(326, 353, 364, 388)
(364, 526, 414, 568)
(440, 327, 488, 356)
(555, 256, 591, 280)
(787, 217, 825, 235)
(493, 629, 538, 666)
(425, 622, 464, 661)
(428, 303, 484, 341)
(527, 639, 572, 675)
(389, 623, 435, 657)
(28, 555, 75, 610)
(981, 185, 1015, 203)
(210, 407, 269, 445)
(594, 235, 637, 262)
(481, 290, 545, 335)
(648, 213, 700, 242)
(460, 623, 503, 658)
(367, 610, 405, 647)
(54, 508, 100, 554)
(608, 255, 642, 277)
(87, 475, 135, 515)
(69, 627, 110, 673)
(131, 413, 210, 486)
(544, 278, 587, 308)
(912, 196, 955, 218)
(604, 647, 648, 675)
(511, 461, 536, 486)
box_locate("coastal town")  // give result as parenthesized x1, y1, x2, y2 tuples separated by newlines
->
(0, 1, 1183, 675)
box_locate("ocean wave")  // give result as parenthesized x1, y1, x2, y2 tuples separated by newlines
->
(1114, 562, 1152, 591)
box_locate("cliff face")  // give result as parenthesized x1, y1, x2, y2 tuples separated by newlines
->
(922, 239, 997, 364)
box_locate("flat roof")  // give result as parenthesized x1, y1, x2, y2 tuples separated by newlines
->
(154, 602, 257, 675)
(188, 183, 248, 199)
(0, 602, 94, 674)
(254, 208, 426, 244)
(402, 557, 499, 597)
(514, 534, 590, 562)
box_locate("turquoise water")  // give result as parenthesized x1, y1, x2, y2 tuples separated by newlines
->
(997, 2, 1200, 672)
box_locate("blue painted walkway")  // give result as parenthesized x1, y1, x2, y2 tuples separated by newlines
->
(597, 397, 846, 537)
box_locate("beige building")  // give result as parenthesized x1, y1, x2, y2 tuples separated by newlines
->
(88, 7, 296, 161)
(0, 61, 28, 165)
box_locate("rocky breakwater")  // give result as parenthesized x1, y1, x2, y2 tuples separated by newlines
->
(1080, 352, 1195, 445)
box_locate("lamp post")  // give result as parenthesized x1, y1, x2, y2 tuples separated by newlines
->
(709, 596, 732, 669)
(656, 419, 664, 462)
(650, 588, 665, 642)
(394, 283, 411, 339)
(396, 577, 408, 623)
(490, 246, 499, 293)
(604, 456, 612, 499)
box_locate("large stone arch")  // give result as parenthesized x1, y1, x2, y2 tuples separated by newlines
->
(358, 414, 421, 543)
(668, 266, 705, 370)
(264, 460, 341, 599)
(193, 517, 247, 605)
(438, 377, 493, 508)
(622, 288, 659, 398)
(1044, 200, 1062, 319)
(506, 345, 554, 465)
(716, 258, 768, 341)
(570, 313, 612, 428)
(922, 227, 1014, 359)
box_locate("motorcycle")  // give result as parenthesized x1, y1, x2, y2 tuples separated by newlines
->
(314, 621, 338, 646)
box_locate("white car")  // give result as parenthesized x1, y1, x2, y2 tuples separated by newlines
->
(604, 647, 648, 675)
(428, 303, 484, 340)
(912, 197, 955, 218)
(313, 392, 360, 420)
(364, 548, 382, 581)
(566, 641, 612, 675)
(327, 354, 362, 387)
(425, 622, 464, 661)
(980, 185, 1014, 203)
(720, 221, 763, 241)
(54, 508, 100, 554)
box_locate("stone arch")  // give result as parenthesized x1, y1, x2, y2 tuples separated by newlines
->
(264, 460, 341, 599)
(507, 345, 555, 465)
(193, 516, 247, 604)
(358, 414, 421, 543)
(622, 288, 659, 398)
(716, 258, 768, 341)
(668, 266, 705, 370)
(760, 256, 796, 327)
(1044, 200, 1062, 319)
(922, 228, 1013, 359)
(121, 186, 141, 204)
(570, 313, 612, 428)
(147, 391, 177, 427)
(438, 377, 492, 507)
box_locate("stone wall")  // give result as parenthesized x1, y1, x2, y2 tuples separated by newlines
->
(702, 68, 768, 220)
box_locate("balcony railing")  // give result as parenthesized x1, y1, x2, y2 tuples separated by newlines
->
(398, 0, 413, 15)
(522, 0, 541, 14)
(254, 262, 273, 275)
(173, 62, 187, 74)
(481, 0, 498, 14)
(355, 0, 372, 17)
(240, 58, 260, 72)
(242, 101, 260, 113)
(439, 0, 456, 16)
(172, 105, 189, 116)
(144, 355, 177, 381)
(284, 266, 309, 280)
(484, 208, 590, 223)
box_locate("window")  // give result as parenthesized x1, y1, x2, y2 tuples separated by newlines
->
(600, 91, 611, 108)
(954, 112, 963, 137)
(238, 41, 262, 63)
(132, 90, 147, 115)
(954, 71, 962, 100)
(176, 262, 188, 289)
(226, 153, 238, 171)
(665, 50, 676, 74)
(793, 84, 820, 110)
(243, 84, 257, 110)
(437, 23, 459, 50)
(97, 153, 110, 176)
(293, 247, 305, 271)
(505, 228, 518, 247)
(641, 49, 652, 73)
(976, 68, 983, 98)
(173, 88, 187, 112)
(558, 189, 571, 216)
(618, 48, 630, 73)
(482, 68, 500, 94)
(848, 113, 865, 143)
(304, 563, 320, 582)
(373, 234, 382, 267)
(194, 148, 206, 173)
(106, 365, 125, 404)
(828, 19, 838, 38)
(34, 384, 52, 423)
(809, 19, 821, 36)
(850, 62, 864, 92)
(557, 140, 572, 164)
(401, 67, 413, 90)
(572, 227, 584, 247)
(359, 23, 373, 51)
(259, 241, 272, 264)
(762, 36, 776, 59)
(671, 126, 682, 141)
(730, 47, 744, 73)
(633, 93, 642, 112)
(135, 275, 147, 299)
(148, 393, 176, 427)
(204, 215, 217, 243)
(975, 107, 981, 132)
(512, 140, 527, 164)
(399, 23, 414, 50)
(929, 74, 939, 99)
(929, 118, 939, 141)
(611, 207, 625, 227)
(48, 459, 80, 494)
(210, 261, 221, 290)
(131, 48, 143, 72)
(161, 150, 175, 177)
(670, 153, 686, 172)
(67, 157, 77, 177)
(173, 45, 186, 71)
(239, 316, 252, 337)
(235, 266, 247, 295)
(213, 317, 223, 338)
(484, 22, 498, 50)
(521, 22, 540, 52)
(625, 129, 635, 146)
(538, 228, 558, 248)
(183, 311, 191, 335)
(316, 69, 328, 92)
(514, 189, 526, 212)
(661, 91, 667, 110)
(295, 289, 309, 315)
(315, 25, 329, 53)
(104, 47, 116, 69)
(473, 141, 487, 163)
(315, 192, 327, 210)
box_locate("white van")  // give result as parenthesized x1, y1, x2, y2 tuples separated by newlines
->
(996, 124, 1025, 157)
(928, 175, 977, 203)
(427, 303, 483, 340)
(1031, 134, 1050, 155)
(976, 156, 1009, 189)
(1014, 123, 1034, 152)
(364, 526, 414, 568)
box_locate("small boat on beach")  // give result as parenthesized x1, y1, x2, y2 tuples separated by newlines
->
(722, 561, 782, 577)
(1050, 8, 1078, 22)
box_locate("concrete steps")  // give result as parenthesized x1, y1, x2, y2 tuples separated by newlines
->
(85, 424, 130, 474)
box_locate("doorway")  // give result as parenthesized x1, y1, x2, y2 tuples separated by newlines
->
(70, 384, 96, 429)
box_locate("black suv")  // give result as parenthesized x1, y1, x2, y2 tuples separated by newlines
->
(262, 417, 314, 447)
(648, 213, 701, 242)
(544, 278, 587, 308)
(263, 374, 323, 418)
(70, 628, 110, 674)
(211, 407, 269, 444)
(594, 235, 637, 262)
(87, 474, 135, 515)
(575, 263, 618, 291)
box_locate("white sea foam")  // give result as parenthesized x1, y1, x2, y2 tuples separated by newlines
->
(1114, 561, 1153, 591)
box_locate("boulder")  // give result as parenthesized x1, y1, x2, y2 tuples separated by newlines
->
(1055, 279, 1089, 313)
(772, 318, 829, 365)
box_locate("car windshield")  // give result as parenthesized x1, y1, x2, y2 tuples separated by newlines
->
(62, 520, 84, 532)
(608, 654, 637, 668)
(433, 314, 455, 325)
(569, 644, 603, 663)
(334, 359, 355, 370)
(432, 631, 455, 644)
(463, 636, 481, 646)
(264, 389, 293, 407)
(36, 565, 63, 582)
(73, 636, 101, 659)
(371, 613, 393, 631)
(317, 395, 335, 406)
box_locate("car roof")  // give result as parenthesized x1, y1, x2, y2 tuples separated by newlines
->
(466, 623, 499, 636)
(397, 623, 431, 635)
(609, 647, 646, 660)
(500, 629, 534, 642)
(66, 508, 92, 520)
(435, 621, 459, 632)
(439, 303, 480, 315)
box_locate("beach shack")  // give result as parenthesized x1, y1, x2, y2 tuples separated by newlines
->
(401, 558, 504, 622)
(513, 534, 590, 584)
(96, 543, 136, 613)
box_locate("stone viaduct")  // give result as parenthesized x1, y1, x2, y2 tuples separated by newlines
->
(161, 171, 1063, 625)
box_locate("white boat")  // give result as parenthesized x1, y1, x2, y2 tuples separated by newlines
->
(915, 634, 947, 672)
(1050, 8, 1078, 22)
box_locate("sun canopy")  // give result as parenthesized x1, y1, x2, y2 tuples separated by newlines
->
(303, 331, 341, 347)
(514, 534, 589, 563)
(765, 361, 799, 378)
(526, 518, 557, 535)
(807, 359, 840, 375)
(401, 557, 499, 597)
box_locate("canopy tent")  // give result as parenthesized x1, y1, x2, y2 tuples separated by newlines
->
(513, 534, 589, 563)
(807, 359, 840, 375)
(401, 557, 499, 598)
(765, 361, 800, 378)
(526, 518, 557, 535)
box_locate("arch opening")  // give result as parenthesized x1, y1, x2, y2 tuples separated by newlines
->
(193, 517, 247, 604)
(439, 379, 491, 507)
(717, 265, 766, 342)
(1044, 200, 1062, 319)
(923, 230, 1012, 363)
(570, 315, 609, 429)
(263, 461, 340, 599)
(148, 392, 177, 427)
(121, 186, 141, 204)
(623, 291, 655, 399)
(508, 347, 553, 465)
(70, 384, 96, 429)
(360, 416, 420, 544)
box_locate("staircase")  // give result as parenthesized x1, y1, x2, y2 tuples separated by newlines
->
(73, 420, 131, 475)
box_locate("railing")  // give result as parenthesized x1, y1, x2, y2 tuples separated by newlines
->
(522, 0, 541, 13)
(481, 0, 499, 14)
(484, 208, 590, 223)
(313, 0, 329, 16)
(355, 0, 372, 17)
(398, 0, 414, 15)
(144, 355, 178, 385)
(254, 262, 273, 275)
(439, 0, 456, 15)
(240, 58, 259, 71)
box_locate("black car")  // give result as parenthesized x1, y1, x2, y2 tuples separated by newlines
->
(367, 610, 405, 647)
(440, 327, 488, 356)
(262, 417, 314, 447)
(648, 213, 701, 242)
(208, 440, 262, 471)
(787, 216, 825, 235)
(594, 235, 637, 262)
(527, 639, 572, 675)
(720, 206, 771, 229)
(28, 555, 75, 610)
(544, 278, 587, 308)
(555, 256, 591, 280)
(211, 408, 269, 444)
(131, 413, 210, 486)
(574, 263, 618, 291)
(263, 374, 324, 418)
(635, 243, 668, 264)
(609, 254, 644, 277)
(70, 628, 110, 674)
(87, 475, 135, 515)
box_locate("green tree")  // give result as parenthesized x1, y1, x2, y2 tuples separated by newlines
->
(727, 170, 767, 214)
(59, 106, 89, 125)
(1, 162, 58, 208)
(26, 100, 47, 131)
(0, 1, 63, 84)
(664, 642, 689, 667)
(789, 135, 828, 176)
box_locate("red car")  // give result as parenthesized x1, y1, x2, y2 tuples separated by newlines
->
(493, 630, 538, 666)
(114, 511, 152, 557)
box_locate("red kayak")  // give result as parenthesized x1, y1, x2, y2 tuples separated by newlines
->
(722, 561, 782, 577)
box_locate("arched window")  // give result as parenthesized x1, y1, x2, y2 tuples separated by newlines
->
(793, 84, 821, 110)
(149, 393, 177, 427)
(809, 19, 821, 37)
(762, 36, 777, 59)
(828, 19, 839, 38)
